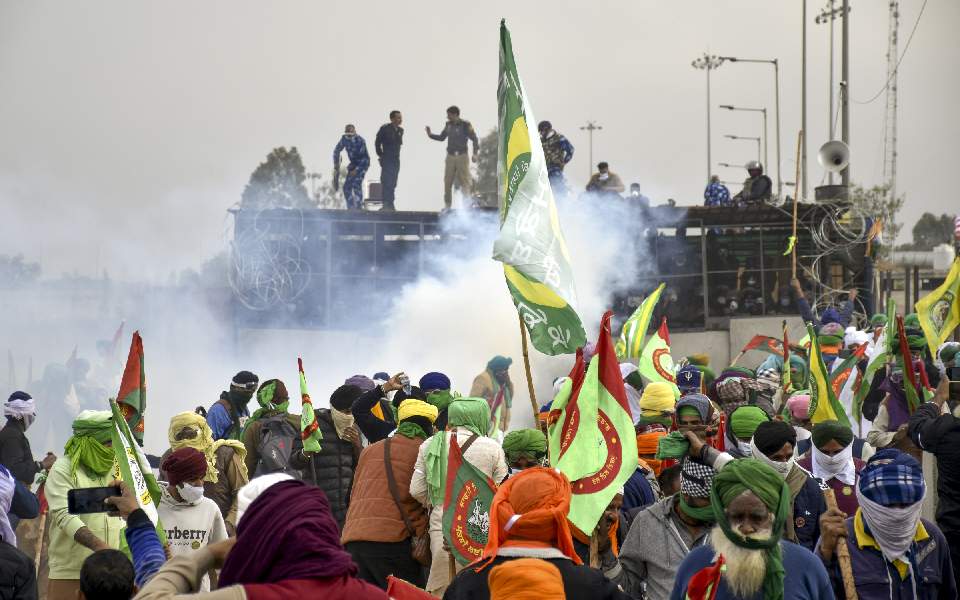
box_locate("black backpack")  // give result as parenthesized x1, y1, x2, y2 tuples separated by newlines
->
(255, 414, 300, 476)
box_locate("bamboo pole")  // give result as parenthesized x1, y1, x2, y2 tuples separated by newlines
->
(823, 489, 858, 600)
(792, 130, 803, 279)
(33, 512, 46, 575)
(448, 552, 457, 582)
(589, 532, 600, 569)
(518, 316, 539, 426)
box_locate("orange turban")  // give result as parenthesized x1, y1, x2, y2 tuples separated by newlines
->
(480, 467, 581, 567)
(636, 430, 667, 476)
(488, 558, 566, 600)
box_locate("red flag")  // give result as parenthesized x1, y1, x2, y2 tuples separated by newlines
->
(386, 576, 434, 599)
(109, 320, 126, 356)
(116, 332, 146, 444)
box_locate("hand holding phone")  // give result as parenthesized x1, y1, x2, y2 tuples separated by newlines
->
(68, 486, 122, 514)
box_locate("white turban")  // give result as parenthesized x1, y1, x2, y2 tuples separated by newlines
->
(236, 473, 293, 525)
(4, 394, 36, 430)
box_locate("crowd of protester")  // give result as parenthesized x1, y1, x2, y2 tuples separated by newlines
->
(2, 309, 959, 600)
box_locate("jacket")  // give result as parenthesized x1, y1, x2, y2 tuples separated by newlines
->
(797, 297, 854, 334)
(790, 467, 828, 552)
(375, 123, 403, 161)
(341, 434, 427, 545)
(158, 487, 227, 591)
(0, 541, 35, 600)
(206, 395, 250, 441)
(134, 546, 389, 600)
(619, 495, 712, 600)
(292, 409, 356, 529)
(442, 551, 631, 600)
(45, 455, 124, 579)
(352, 386, 396, 444)
(0, 420, 38, 484)
(8, 479, 39, 531)
(126, 508, 166, 589)
(909, 403, 960, 534)
(796, 454, 865, 517)
(671, 541, 834, 600)
(823, 515, 956, 600)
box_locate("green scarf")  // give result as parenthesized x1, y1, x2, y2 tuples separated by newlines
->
(64, 410, 115, 475)
(395, 421, 429, 440)
(638, 414, 673, 428)
(249, 380, 290, 423)
(710, 458, 791, 600)
(426, 389, 456, 413)
(424, 398, 490, 505)
(655, 430, 690, 459)
(489, 369, 513, 408)
(678, 495, 716, 523)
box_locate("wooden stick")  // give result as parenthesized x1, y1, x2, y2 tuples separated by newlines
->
(518, 316, 540, 426)
(448, 552, 457, 582)
(823, 489, 858, 600)
(729, 350, 747, 367)
(33, 511, 46, 575)
(792, 130, 803, 279)
(589, 531, 600, 569)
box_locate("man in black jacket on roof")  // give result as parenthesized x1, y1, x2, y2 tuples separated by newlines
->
(0, 392, 56, 485)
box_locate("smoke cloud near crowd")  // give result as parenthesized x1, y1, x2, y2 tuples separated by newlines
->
(0, 188, 673, 454)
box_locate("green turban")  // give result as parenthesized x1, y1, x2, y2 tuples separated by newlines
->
(904, 313, 921, 329)
(64, 410, 115, 476)
(811, 420, 854, 449)
(870, 313, 888, 327)
(729, 405, 769, 440)
(250, 379, 290, 422)
(447, 397, 490, 438)
(502, 428, 547, 463)
(711, 458, 791, 600)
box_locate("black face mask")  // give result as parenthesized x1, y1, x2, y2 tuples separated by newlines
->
(228, 390, 253, 411)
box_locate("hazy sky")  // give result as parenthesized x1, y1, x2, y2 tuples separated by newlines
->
(2, 0, 957, 280)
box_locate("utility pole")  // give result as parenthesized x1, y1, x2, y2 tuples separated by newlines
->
(802, 0, 808, 201)
(817, 0, 849, 184)
(841, 0, 850, 187)
(883, 1, 900, 201)
(580, 121, 602, 180)
(691, 54, 725, 183)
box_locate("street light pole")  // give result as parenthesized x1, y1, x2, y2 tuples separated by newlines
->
(718, 105, 768, 177)
(692, 54, 725, 183)
(719, 56, 782, 202)
(725, 135, 762, 163)
(802, 0, 808, 201)
(817, 1, 850, 185)
(579, 121, 602, 180)
(841, 0, 850, 187)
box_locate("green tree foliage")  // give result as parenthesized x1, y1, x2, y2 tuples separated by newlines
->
(901, 213, 955, 251)
(849, 183, 903, 256)
(241, 147, 314, 209)
(0, 254, 41, 287)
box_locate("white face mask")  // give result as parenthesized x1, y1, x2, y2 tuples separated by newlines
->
(178, 483, 205, 504)
(812, 443, 855, 484)
(856, 488, 923, 564)
(737, 440, 753, 457)
(599, 173, 610, 181)
(750, 439, 795, 479)
(794, 426, 811, 441)
(331, 409, 355, 439)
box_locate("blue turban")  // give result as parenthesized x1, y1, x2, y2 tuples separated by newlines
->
(859, 449, 925, 506)
(821, 307, 842, 326)
(676, 365, 703, 393)
(487, 356, 513, 372)
(419, 372, 451, 392)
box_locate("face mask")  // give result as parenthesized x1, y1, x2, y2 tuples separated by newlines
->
(856, 488, 923, 563)
(178, 483, 205, 504)
(344, 133, 356, 138)
(751, 439, 794, 479)
(331, 409, 355, 439)
(794, 426, 811, 441)
(812, 443, 854, 483)
(21, 414, 36, 430)
(599, 173, 610, 181)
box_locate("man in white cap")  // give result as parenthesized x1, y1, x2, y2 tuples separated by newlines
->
(0, 391, 56, 484)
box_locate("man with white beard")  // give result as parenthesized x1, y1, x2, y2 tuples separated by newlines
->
(669, 458, 833, 600)
(818, 449, 956, 599)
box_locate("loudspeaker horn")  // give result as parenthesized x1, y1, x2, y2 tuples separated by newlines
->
(818, 140, 850, 173)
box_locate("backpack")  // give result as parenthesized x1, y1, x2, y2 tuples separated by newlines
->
(255, 414, 300, 476)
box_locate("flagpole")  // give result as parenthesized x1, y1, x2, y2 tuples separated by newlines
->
(792, 130, 803, 279)
(518, 316, 540, 427)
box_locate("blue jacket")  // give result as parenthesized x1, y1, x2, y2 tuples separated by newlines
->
(822, 516, 956, 600)
(797, 297, 854, 333)
(671, 540, 835, 600)
(792, 470, 828, 552)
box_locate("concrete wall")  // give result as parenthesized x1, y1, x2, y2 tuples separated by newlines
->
(670, 330, 731, 369)
(728, 315, 806, 370)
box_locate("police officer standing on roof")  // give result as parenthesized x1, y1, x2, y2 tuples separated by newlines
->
(375, 110, 404, 211)
(732, 160, 772, 206)
(426, 105, 479, 211)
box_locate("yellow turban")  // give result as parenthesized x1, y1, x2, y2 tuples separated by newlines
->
(397, 399, 439, 423)
(640, 382, 676, 416)
(167, 411, 248, 483)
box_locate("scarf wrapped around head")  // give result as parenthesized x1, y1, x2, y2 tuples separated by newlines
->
(639, 382, 676, 426)
(168, 411, 220, 483)
(502, 429, 547, 464)
(64, 410, 115, 476)
(488, 557, 566, 600)
(236, 473, 294, 524)
(480, 467, 581, 567)
(4, 391, 36, 428)
(637, 429, 667, 476)
(856, 450, 925, 569)
(710, 458, 791, 600)
(161, 447, 208, 488)
(250, 379, 290, 422)
(0, 465, 16, 546)
(728, 405, 769, 440)
(219, 480, 357, 585)
(423, 397, 490, 505)
(680, 458, 715, 499)
(715, 376, 758, 405)
(675, 393, 712, 424)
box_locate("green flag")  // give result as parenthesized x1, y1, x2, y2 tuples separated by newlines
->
(492, 20, 585, 356)
(110, 399, 166, 547)
(566, 312, 639, 533)
(806, 324, 851, 427)
(915, 257, 960, 358)
(116, 331, 145, 445)
(638, 317, 680, 397)
(441, 435, 497, 566)
(853, 298, 895, 419)
(298, 357, 322, 453)
(615, 283, 665, 359)
(547, 351, 602, 482)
